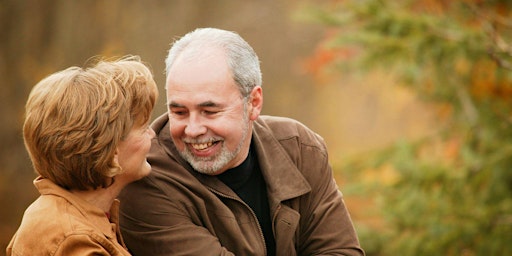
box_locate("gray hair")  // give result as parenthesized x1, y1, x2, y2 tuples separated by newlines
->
(165, 28, 262, 97)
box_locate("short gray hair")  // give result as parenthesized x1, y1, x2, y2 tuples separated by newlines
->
(165, 28, 262, 97)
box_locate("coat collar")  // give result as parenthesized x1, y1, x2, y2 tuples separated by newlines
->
(33, 177, 118, 240)
(252, 117, 311, 204)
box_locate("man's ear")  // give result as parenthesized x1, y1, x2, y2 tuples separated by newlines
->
(248, 86, 263, 121)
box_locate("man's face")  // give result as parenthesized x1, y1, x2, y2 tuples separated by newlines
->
(166, 48, 262, 175)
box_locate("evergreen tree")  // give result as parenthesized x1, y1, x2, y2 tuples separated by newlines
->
(301, 0, 512, 255)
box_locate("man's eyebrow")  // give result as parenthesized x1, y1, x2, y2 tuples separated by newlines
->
(198, 101, 218, 107)
(168, 101, 220, 108)
(168, 102, 183, 108)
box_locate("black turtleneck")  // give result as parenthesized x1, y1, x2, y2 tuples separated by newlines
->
(217, 146, 276, 256)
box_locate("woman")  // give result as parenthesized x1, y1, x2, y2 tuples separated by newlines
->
(6, 56, 158, 255)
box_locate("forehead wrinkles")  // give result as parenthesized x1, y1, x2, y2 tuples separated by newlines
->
(165, 47, 244, 109)
(166, 79, 242, 108)
(167, 91, 244, 110)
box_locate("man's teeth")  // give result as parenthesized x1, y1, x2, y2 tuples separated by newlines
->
(191, 142, 214, 150)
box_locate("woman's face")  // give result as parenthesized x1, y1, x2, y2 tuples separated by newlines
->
(116, 123, 155, 182)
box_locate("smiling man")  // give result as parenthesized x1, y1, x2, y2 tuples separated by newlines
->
(166, 46, 256, 175)
(118, 28, 364, 256)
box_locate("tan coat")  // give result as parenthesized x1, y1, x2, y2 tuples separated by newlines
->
(7, 177, 130, 256)
(119, 114, 364, 256)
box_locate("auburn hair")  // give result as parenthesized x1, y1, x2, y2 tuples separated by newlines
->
(23, 56, 158, 190)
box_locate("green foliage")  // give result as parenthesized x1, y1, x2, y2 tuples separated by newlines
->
(301, 0, 512, 255)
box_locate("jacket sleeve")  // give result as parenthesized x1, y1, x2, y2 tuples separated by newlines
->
(297, 140, 365, 256)
(118, 174, 235, 256)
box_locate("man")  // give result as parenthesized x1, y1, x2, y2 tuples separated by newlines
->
(119, 28, 364, 256)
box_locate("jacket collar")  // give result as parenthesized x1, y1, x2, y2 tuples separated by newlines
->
(252, 117, 311, 205)
(33, 176, 118, 240)
(152, 114, 311, 204)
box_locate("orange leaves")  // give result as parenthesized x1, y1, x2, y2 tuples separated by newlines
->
(301, 42, 358, 83)
(411, 0, 448, 15)
(300, 28, 359, 83)
(442, 136, 462, 164)
(470, 60, 512, 100)
(303, 46, 338, 75)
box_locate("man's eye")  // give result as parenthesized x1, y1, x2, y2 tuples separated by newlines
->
(203, 110, 218, 115)
(171, 110, 187, 116)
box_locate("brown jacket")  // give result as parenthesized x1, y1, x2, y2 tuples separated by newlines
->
(7, 177, 130, 256)
(119, 114, 364, 256)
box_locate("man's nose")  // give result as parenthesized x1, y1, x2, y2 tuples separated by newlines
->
(184, 114, 207, 137)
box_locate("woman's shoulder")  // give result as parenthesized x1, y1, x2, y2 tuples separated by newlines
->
(8, 195, 102, 255)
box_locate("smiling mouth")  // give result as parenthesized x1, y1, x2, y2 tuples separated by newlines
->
(190, 141, 215, 150)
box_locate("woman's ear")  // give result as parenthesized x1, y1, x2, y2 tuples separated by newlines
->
(248, 86, 263, 121)
(112, 149, 120, 169)
(106, 149, 122, 181)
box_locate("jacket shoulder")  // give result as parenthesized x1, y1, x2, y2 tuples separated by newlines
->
(256, 115, 326, 150)
(8, 196, 102, 255)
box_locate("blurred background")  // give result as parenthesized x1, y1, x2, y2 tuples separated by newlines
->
(2, 0, 511, 255)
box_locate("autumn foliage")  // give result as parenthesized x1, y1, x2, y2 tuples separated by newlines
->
(301, 0, 512, 255)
